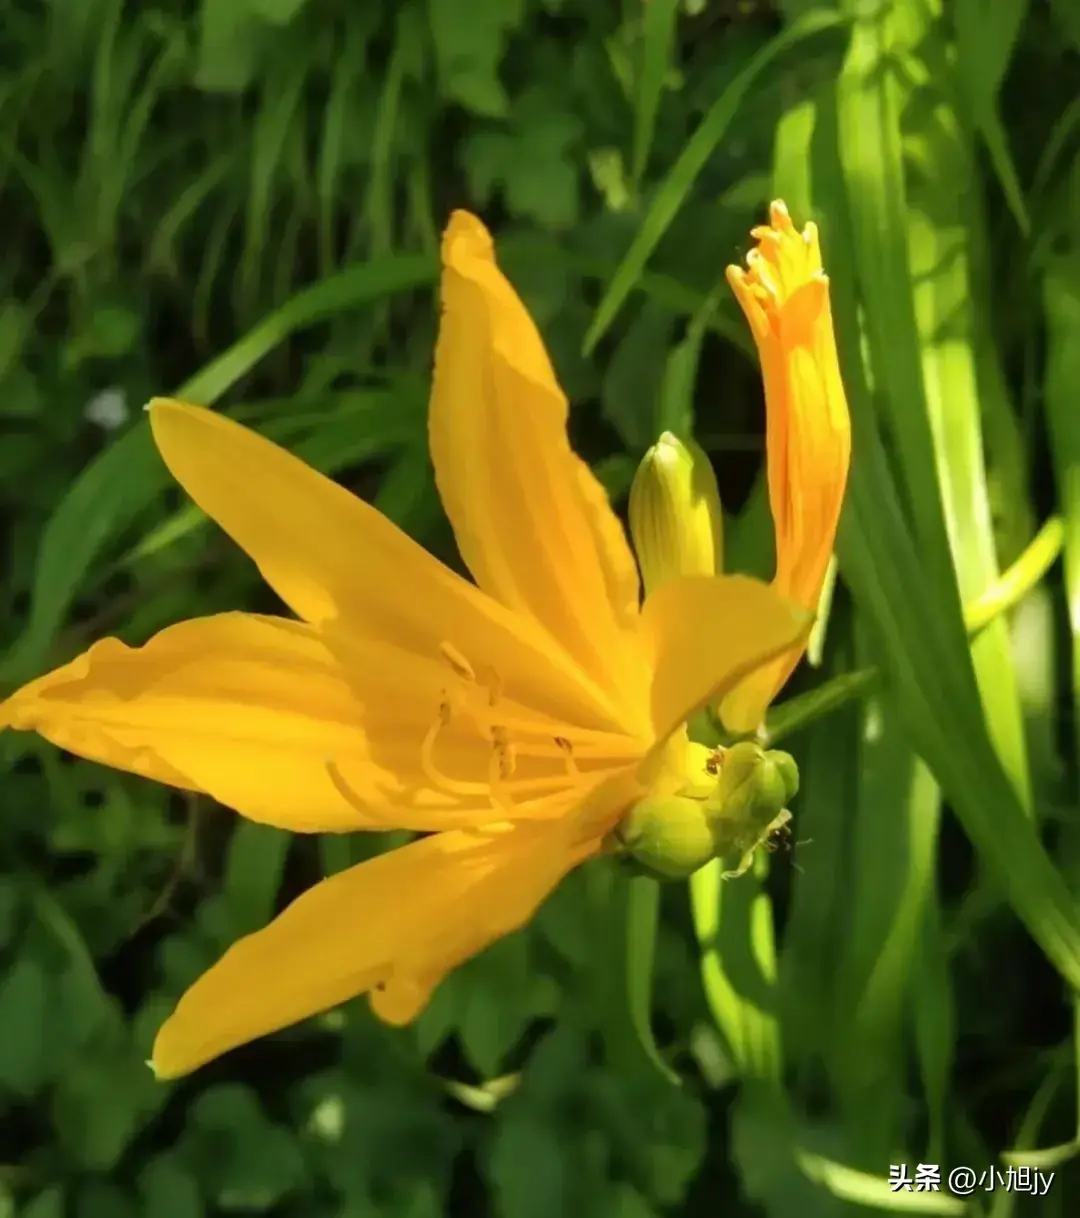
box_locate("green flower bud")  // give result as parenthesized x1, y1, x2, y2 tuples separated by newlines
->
(618, 793, 718, 881)
(766, 749, 799, 804)
(628, 432, 723, 595)
(710, 743, 801, 879)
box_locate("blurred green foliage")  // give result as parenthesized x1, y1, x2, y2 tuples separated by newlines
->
(2, 0, 1080, 1214)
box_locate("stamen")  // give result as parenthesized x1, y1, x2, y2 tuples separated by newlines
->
(554, 736, 579, 778)
(423, 638, 624, 814)
(325, 758, 386, 821)
(438, 641, 475, 682)
(491, 725, 516, 780)
(477, 663, 502, 708)
(487, 753, 517, 817)
(420, 703, 490, 797)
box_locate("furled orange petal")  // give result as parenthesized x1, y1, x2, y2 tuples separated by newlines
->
(637, 574, 811, 754)
(429, 213, 647, 716)
(721, 201, 851, 731)
(146, 400, 635, 737)
(151, 817, 601, 1078)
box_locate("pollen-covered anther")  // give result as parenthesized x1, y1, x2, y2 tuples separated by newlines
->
(491, 725, 517, 781)
(554, 736, 579, 778)
(438, 640, 475, 682)
(418, 643, 573, 813)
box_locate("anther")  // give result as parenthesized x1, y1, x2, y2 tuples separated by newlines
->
(477, 664, 502, 708)
(491, 725, 517, 780)
(554, 736, 579, 777)
(438, 641, 475, 682)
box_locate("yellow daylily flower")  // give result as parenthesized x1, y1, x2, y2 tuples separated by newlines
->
(720, 201, 852, 733)
(0, 212, 811, 1079)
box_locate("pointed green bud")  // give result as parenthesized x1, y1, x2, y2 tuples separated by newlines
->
(628, 432, 723, 595)
(617, 793, 718, 881)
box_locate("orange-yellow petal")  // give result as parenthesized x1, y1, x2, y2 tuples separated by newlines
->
(146, 399, 632, 737)
(429, 212, 647, 720)
(637, 574, 811, 752)
(721, 201, 851, 729)
(151, 818, 599, 1078)
(0, 614, 375, 831)
(0, 612, 637, 834)
(368, 815, 603, 1024)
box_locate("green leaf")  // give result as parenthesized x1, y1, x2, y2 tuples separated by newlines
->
(601, 302, 674, 450)
(19, 1190, 65, 1218)
(194, 0, 260, 93)
(463, 101, 582, 227)
(689, 855, 782, 1083)
(182, 1085, 307, 1211)
(73, 1183, 137, 1218)
(0, 956, 47, 1096)
(1049, 0, 1080, 49)
(0, 879, 21, 949)
(952, 0, 1030, 233)
(817, 0, 1080, 994)
(223, 821, 291, 938)
(139, 1157, 205, 1218)
(489, 1117, 567, 1218)
(456, 933, 539, 1078)
(248, 0, 311, 24)
(65, 303, 142, 365)
(427, 0, 524, 117)
(52, 1036, 163, 1170)
(1043, 257, 1080, 761)
(583, 7, 844, 353)
(831, 680, 941, 1132)
(732, 1089, 852, 1218)
(624, 875, 680, 1087)
(777, 702, 858, 1070)
(631, 0, 680, 188)
(0, 300, 29, 383)
(795, 1146, 966, 1214)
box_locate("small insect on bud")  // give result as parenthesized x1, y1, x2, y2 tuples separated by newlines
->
(712, 742, 801, 879)
(617, 793, 718, 881)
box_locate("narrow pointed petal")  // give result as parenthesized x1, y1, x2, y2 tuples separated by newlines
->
(638, 575, 811, 750)
(146, 399, 631, 736)
(151, 819, 599, 1078)
(429, 213, 646, 713)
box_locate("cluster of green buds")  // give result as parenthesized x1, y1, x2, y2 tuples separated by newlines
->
(615, 741, 799, 881)
(619, 431, 801, 881)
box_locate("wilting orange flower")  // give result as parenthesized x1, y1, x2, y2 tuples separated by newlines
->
(0, 212, 810, 1078)
(720, 201, 851, 733)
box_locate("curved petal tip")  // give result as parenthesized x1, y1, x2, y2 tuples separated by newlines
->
(442, 211, 494, 270)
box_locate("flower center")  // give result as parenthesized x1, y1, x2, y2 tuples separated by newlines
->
(415, 642, 631, 817)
